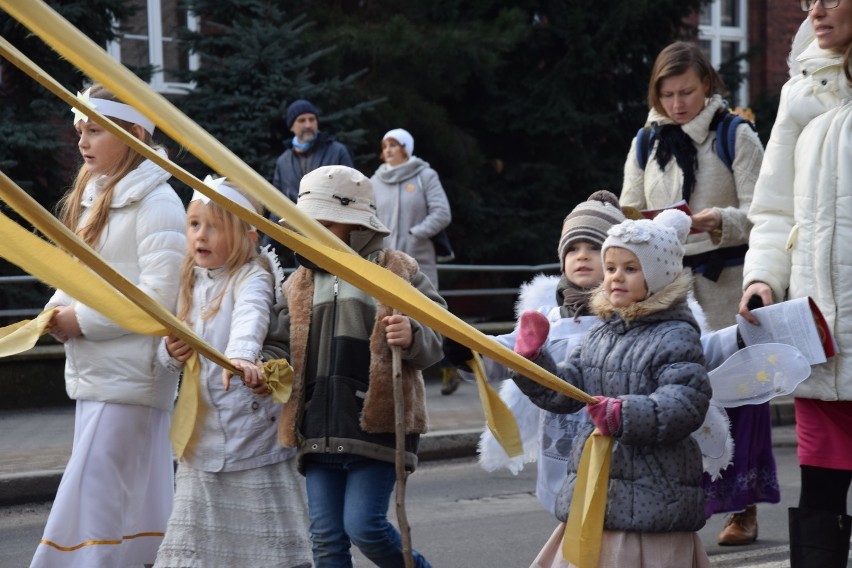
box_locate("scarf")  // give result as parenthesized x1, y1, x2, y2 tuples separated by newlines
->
(653, 124, 698, 204)
(556, 275, 594, 320)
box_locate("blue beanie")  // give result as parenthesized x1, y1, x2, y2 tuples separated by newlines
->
(287, 99, 319, 129)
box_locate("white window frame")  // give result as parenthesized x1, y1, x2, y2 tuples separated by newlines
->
(107, 0, 199, 95)
(699, 0, 750, 106)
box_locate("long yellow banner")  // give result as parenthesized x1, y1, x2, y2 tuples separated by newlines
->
(0, 1, 594, 405)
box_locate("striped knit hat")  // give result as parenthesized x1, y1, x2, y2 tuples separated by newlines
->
(557, 190, 625, 263)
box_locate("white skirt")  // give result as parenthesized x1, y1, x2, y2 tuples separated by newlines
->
(31, 400, 174, 568)
(154, 459, 311, 568)
(531, 523, 711, 568)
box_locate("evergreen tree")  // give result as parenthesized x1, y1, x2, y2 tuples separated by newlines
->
(292, 0, 708, 265)
(177, 0, 379, 182)
(0, 0, 140, 317)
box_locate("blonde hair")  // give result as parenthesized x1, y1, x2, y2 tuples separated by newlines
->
(58, 84, 154, 247)
(177, 185, 264, 322)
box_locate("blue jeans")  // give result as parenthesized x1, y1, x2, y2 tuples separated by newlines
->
(305, 456, 431, 568)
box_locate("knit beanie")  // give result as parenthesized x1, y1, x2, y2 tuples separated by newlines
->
(602, 208, 691, 296)
(287, 99, 319, 129)
(382, 128, 415, 157)
(557, 190, 625, 263)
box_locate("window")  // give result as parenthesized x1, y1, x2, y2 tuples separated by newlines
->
(699, 0, 749, 106)
(107, 0, 199, 94)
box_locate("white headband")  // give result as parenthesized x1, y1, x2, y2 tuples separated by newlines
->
(71, 88, 157, 135)
(191, 176, 259, 214)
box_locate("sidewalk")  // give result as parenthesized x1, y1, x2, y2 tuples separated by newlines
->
(0, 378, 797, 506)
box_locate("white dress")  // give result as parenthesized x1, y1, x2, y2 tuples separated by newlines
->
(30, 400, 174, 567)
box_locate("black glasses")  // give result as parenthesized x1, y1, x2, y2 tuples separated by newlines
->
(800, 0, 841, 11)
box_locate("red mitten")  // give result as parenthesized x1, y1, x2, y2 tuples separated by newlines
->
(513, 310, 550, 359)
(586, 395, 622, 436)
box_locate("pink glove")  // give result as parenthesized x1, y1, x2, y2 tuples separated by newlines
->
(513, 310, 550, 359)
(586, 395, 622, 436)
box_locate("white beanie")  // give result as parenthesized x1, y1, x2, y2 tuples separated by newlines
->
(382, 128, 414, 157)
(601, 209, 691, 296)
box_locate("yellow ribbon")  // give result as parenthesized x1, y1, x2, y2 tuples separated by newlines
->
(0, 211, 167, 337)
(169, 353, 203, 458)
(469, 353, 523, 457)
(262, 359, 294, 404)
(562, 431, 613, 568)
(0, 0, 599, 476)
(0, 309, 58, 358)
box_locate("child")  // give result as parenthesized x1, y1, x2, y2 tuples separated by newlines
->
(261, 165, 446, 568)
(31, 85, 186, 567)
(445, 190, 626, 515)
(513, 209, 712, 567)
(153, 179, 311, 567)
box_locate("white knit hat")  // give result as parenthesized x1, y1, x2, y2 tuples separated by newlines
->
(382, 128, 414, 157)
(296, 165, 390, 235)
(602, 209, 691, 296)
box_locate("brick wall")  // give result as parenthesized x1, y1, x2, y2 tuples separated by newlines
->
(749, 1, 807, 98)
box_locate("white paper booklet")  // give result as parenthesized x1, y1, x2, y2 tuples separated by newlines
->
(735, 296, 836, 365)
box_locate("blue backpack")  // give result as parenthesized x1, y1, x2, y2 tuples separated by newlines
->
(635, 111, 754, 171)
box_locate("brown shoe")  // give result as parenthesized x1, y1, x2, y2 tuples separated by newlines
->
(441, 366, 461, 395)
(718, 505, 758, 545)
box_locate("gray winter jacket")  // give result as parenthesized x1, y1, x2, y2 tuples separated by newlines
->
(371, 157, 451, 288)
(512, 272, 711, 532)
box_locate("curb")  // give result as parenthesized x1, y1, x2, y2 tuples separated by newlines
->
(0, 400, 797, 507)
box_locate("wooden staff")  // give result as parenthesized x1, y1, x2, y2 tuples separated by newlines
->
(391, 335, 415, 568)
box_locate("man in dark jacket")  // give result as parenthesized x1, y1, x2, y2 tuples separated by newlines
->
(263, 99, 354, 260)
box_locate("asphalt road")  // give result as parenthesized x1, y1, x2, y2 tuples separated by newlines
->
(3, 444, 851, 567)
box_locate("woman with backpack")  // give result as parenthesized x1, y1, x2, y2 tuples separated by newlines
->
(620, 41, 777, 547)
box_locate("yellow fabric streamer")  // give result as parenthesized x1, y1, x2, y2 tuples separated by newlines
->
(262, 359, 294, 404)
(0, 212, 164, 337)
(0, 309, 58, 358)
(0, 1, 594, 402)
(0, 2, 598, 465)
(562, 431, 613, 568)
(0, 2, 345, 255)
(170, 353, 203, 459)
(469, 353, 523, 458)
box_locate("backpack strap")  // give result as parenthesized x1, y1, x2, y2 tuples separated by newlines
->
(712, 111, 756, 171)
(634, 126, 656, 170)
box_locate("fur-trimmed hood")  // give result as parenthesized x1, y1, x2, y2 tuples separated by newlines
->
(590, 269, 696, 327)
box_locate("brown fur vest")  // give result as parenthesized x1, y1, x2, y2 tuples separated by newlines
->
(278, 249, 429, 447)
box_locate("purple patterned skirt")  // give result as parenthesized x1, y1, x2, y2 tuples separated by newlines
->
(701, 402, 781, 517)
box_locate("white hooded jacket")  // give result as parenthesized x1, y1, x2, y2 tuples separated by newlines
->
(743, 21, 852, 401)
(46, 157, 186, 410)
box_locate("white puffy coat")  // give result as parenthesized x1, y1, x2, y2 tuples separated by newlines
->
(743, 32, 852, 401)
(46, 158, 185, 410)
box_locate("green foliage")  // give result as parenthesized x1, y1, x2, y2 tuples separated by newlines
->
(0, 0, 139, 206)
(0, 0, 141, 311)
(176, 0, 379, 182)
(290, 0, 708, 264)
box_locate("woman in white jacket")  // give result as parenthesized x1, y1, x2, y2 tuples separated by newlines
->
(31, 85, 186, 568)
(739, 5, 852, 565)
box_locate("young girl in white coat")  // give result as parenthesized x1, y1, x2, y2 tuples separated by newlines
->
(153, 180, 311, 567)
(31, 85, 186, 568)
